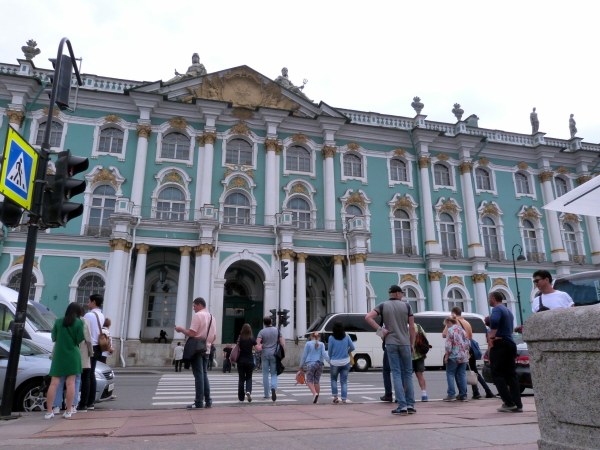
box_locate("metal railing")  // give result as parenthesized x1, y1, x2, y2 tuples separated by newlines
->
(442, 248, 463, 258)
(395, 245, 418, 256)
(526, 252, 546, 263)
(485, 249, 506, 261)
(84, 225, 112, 237)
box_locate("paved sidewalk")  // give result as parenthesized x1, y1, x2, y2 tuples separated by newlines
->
(0, 398, 540, 450)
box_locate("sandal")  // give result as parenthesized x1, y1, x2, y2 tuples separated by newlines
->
(333, 397, 339, 403)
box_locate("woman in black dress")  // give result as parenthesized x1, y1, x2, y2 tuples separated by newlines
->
(236, 323, 257, 402)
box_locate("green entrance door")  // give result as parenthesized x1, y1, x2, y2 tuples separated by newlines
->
(222, 295, 263, 344)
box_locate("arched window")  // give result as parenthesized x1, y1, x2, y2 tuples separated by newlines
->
(287, 197, 311, 229)
(390, 159, 407, 182)
(515, 172, 530, 194)
(161, 132, 190, 160)
(36, 121, 63, 147)
(226, 139, 253, 165)
(346, 205, 363, 216)
(447, 288, 464, 310)
(146, 278, 178, 328)
(8, 271, 37, 301)
(440, 213, 458, 256)
(223, 192, 251, 224)
(522, 219, 539, 256)
(98, 127, 124, 154)
(76, 274, 105, 309)
(343, 154, 362, 178)
(286, 146, 310, 172)
(157, 187, 186, 220)
(434, 163, 451, 186)
(404, 287, 418, 312)
(476, 168, 492, 190)
(87, 185, 116, 236)
(563, 223, 579, 257)
(556, 177, 569, 197)
(482, 216, 500, 259)
(394, 209, 413, 255)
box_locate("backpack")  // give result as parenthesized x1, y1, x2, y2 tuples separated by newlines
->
(414, 324, 431, 355)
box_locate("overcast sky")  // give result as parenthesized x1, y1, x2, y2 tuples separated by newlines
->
(2, 1, 598, 144)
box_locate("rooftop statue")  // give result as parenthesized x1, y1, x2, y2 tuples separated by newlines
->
(22, 40, 40, 60)
(452, 103, 464, 121)
(569, 114, 577, 138)
(274, 67, 311, 102)
(167, 53, 207, 83)
(530, 107, 539, 134)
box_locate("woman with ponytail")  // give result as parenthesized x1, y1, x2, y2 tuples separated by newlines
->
(298, 332, 330, 403)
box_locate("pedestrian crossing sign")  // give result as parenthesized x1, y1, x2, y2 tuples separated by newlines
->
(0, 126, 39, 210)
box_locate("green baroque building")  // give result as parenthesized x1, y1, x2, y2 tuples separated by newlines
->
(1, 50, 598, 365)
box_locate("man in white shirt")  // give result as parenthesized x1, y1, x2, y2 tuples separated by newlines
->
(78, 294, 105, 411)
(532, 270, 574, 312)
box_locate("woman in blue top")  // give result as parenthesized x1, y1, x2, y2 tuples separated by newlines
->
(299, 332, 330, 403)
(328, 321, 355, 404)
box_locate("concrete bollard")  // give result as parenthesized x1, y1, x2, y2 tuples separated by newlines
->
(523, 305, 600, 450)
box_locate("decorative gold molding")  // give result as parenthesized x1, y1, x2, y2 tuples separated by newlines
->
(245, 169, 254, 179)
(162, 170, 184, 186)
(223, 168, 233, 178)
(348, 254, 356, 265)
(279, 249, 296, 260)
(492, 278, 508, 288)
(180, 246, 193, 257)
(458, 161, 474, 175)
(481, 203, 499, 217)
(229, 122, 250, 136)
(555, 166, 571, 175)
(345, 192, 365, 207)
(291, 184, 308, 195)
(471, 273, 488, 284)
(347, 142, 360, 151)
(11, 255, 39, 268)
(92, 168, 118, 187)
(203, 131, 217, 145)
(230, 108, 254, 121)
(136, 243, 150, 254)
(322, 146, 337, 159)
(333, 255, 346, 265)
(42, 107, 60, 117)
(440, 199, 458, 215)
(468, 243, 483, 248)
(523, 208, 541, 219)
(592, 251, 600, 256)
(194, 244, 215, 256)
(550, 249, 566, 254)
(264, 138, 279, 152)
(424, 240, 438, 245)
(477, 157, 490, 166)
(353, 253, 368, 264)
(6, 110, 25, 126)
(104, 114, 120, 124)
(400, 274, 418, 284)
(393, 148, 406, 156)
(226, 176, 249, 191)
(577, 176, 591, 186)
(418, 156, 431, 169)
(538, 171, 554, 183)
(517, 161, 529, 170)
(291, 133, 308, 143)
(110, 239, 132, 252)
(81, 259, 106, 271)
(168, 117, 188, 130)
(428, 271, 443, 282)
(563, 213, 580, 223)
(448, 276, 465, 286)
(436, 153, 450, 161)
(196, 135, 206, 146)
(296, 253, 308, 263)
(393, 196, 414, 212)
(136, 124, 152, 139)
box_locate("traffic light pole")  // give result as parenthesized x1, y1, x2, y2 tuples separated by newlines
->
(1, 38, 82, 419)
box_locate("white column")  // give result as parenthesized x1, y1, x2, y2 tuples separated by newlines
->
(418, 157, 441, 254)
(333, 255, 345, 313)
(194, 244, 214, 301)
(174, 246, 192, 340)
(428, 271, 443, 311)
(296, 253, 307, 337)
(127, 243, 149, 340)
(104, 239, 130, 338)
(264, 281, 277, 317)
(6, 110, 25, 132)
(194, 137, 205, 219)
(264, 139, 278, 223)
(212, 279, 226, 345)
(131, 125, 151, 215)
(472, 274, 489, 317)
(323, 147, 337, 229)
(585, 216, 600, 264)
(280, 249, 295, 340)
(539, 172, 569, 263)
(200, 132, 217, 207)
(353, 253, 368, 314)
(459, 162, 485, 258)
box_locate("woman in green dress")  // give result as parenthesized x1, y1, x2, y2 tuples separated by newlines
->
(45, 303, 85, 419)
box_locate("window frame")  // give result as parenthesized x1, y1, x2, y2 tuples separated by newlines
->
(151, 167, 193, 221)
(560, 217, 585, 263)
(431, 159, 458, 193)
(340, 147, 367, 184)
(443, 285, 472, 313)
(223, 191, 252, 225)
(513, 170, 537, 200)
(85, 184, 117, 237)
(1, 264, 45, 302)
(155, 186, 187, 221)
(222, 136, 257, 170)
(32, 119, 67, 151)
(283, 144, 315, 178)
(554, 175, 571, 198)
(92, 122, 130, 160)
(155, 125, 195, 166)
(286, 195, 313, 229)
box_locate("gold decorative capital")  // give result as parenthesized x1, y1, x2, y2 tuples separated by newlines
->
(517, 161, 529, 170)
(81, 259, 106, 271)
(322, 146, 337, 159)
(471, 273, 488, 284)
(6, 110, 25, 126)
(11, 255, 39, 269)
(448, 276, 465, 286)
(229, 122, 250, 136)
(393, 148, 406, 156)
(196, 135, 206, 146)
(104, 114, 120, 124)
(400, 274, 418, 284)
(203, 131, 217, 145)
(291, 133, 308, 143)
(194, 244, 215, 256)
(136, 124, 152, 139)
(353, 253, 367, 264)
(279, 249, 296, 260)
(577, 176, 591, 186)
(428, 271, 444, 282)
(333, 255, 346, 265)
(458, 161, 474, 175)
(418, 157, 431, 169)
(538, 171, 554, 183)
(136, 243, 150, 254)
(264, 139, 279, 152)
(436, 153, 450, 161)
(477, 157, 490, 166)
(180, 246, 193, 257)
(110, 239, 132, 252)
(492, 278, 508, 288)
(168, 117, 188, 130)
(296, 253, 308, 263)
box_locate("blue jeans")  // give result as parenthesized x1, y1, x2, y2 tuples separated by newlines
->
(382, 349, 393, 398)
(385, 344, 414, 409)
(446, 359, 467, 398)
(191, 353, 211, 406)
(330, 363, 350, 400)
(52, 373, 81, 408)
(261, 355, 277, 397)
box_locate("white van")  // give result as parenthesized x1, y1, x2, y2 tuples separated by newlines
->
(0, 286, 55, 351)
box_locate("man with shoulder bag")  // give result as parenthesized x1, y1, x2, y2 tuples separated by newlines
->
(175, 297, 216, 409)
(531, 270, 574, 313)
(79, 294, 105, 412)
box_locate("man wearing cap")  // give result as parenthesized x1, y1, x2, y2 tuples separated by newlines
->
(366, 285, 416, 415)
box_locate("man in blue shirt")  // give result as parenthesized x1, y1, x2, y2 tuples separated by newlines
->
(488, 291, 522, 413)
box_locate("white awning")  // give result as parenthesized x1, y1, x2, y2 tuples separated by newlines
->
(543, 175, 600, 217)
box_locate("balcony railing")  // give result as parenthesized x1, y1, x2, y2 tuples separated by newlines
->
(442, 248, 463, 258)
(84, 225, 112, 237)
(485, 250, 506, 261)
(526, 252, 546, 263)
(569, 254, 586, 264)
(395, 245, 418, 256)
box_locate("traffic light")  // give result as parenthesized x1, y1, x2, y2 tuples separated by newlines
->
(279, 309, 290, 327)
(269, 309, 277, 327)
(0, 197, 24, 228)
(43, 150, 89, 227)
(281, 260, 289, 279)
(46, 54, 73, 111)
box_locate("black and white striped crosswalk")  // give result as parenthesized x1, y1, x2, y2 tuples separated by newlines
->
(151, 372, 390, 406)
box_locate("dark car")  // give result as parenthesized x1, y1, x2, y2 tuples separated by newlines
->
(482, 336, 532, 393)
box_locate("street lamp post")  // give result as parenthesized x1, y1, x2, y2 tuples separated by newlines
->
(512, 244, 527, 325)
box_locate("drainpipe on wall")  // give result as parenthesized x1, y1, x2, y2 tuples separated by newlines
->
(343, 218, 353, 313)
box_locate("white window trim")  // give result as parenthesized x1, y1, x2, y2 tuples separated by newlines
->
(553, 174, 573, 198)
(219, 171, 258, 224)
(442, 283, 472, 313)
(473, 164, 498, 196)
(155, 122, 196, 166)
(559, 213, 585, 260)
(81, 165, 126, 235)
(0, 263, 45, 302)
(69, 268, 107, 304)
(340, 144, 368, 184)
(477, 201, 506, 260)
(29, 109, 69, 152)
(282, 137, 317, 179)
(434, 197, 464, 257)
(282, 179, 318, 229)
(387, 153, 414, 188)
(399, 281, 426, 313)
(431, 157, 458, 193)
(516, 206, 545, 259)
(222, 134, 259, 170)
(339, 188, 372, 230)
(512, 168, 537, 200)
(91, 117, 131, 161)
(151, 166, 193, 220)
(387, 193, 419, 256)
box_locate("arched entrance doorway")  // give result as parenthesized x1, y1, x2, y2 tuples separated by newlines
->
(222, 261, 264, 344)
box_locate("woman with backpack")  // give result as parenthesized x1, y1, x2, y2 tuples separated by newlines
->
(328, 321, 355, 404)
(299, 332, 330, 403)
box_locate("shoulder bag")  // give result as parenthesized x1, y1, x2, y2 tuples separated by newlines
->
(466, 367, 478, 385)
(183, 314, 213, 360)
(537, 294, 550, 312)
(347, 334, 355, 366)
(230, 336, 241, 363)
(275, 330, 285, 375)
(93, 311, 110, 352)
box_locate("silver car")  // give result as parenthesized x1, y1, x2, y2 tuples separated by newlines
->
(0, 331, 115, 412)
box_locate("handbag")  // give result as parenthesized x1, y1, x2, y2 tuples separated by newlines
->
(182, 314, 213, 360)
(537, 294, 550, 312)
(295, 369, 306, 385)
(230, 337, 241, 363)
(470, 339, 482, 360)
(347, 335, 355, 366)
(466, 368, 478, 386)
(274, 330, 285, 360)
(276, 358, 285, 375)
(93, 311, 110, 352)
